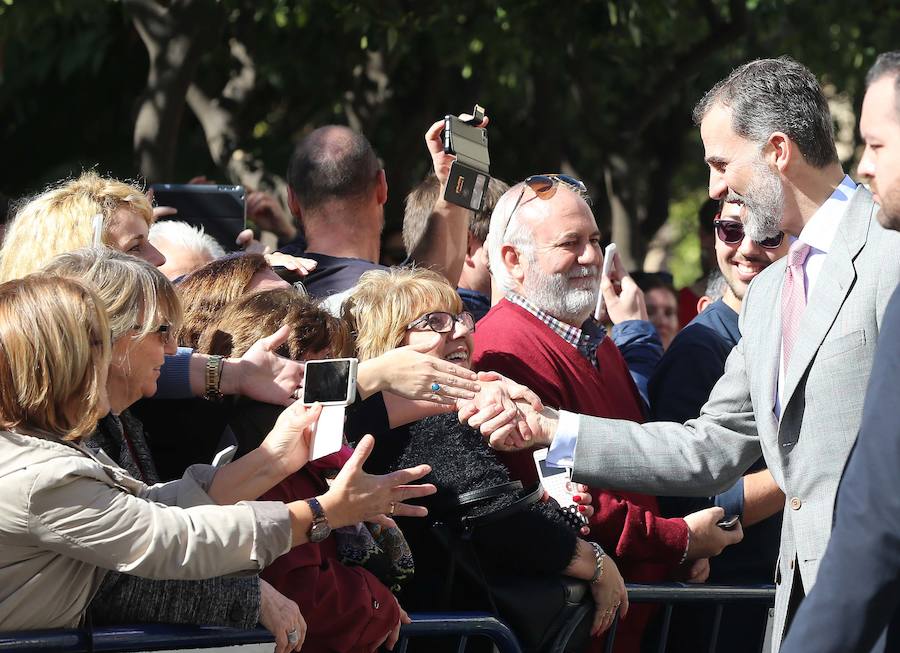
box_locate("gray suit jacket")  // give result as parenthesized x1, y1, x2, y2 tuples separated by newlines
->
(572, 186, 900, 650)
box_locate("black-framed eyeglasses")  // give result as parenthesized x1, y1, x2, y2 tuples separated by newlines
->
(499, 174, 591, 242)
(406, 311, 475, 334)
(713, 217, 785, 249)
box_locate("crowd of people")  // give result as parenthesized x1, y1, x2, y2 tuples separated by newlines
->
(1, 50, 900, 653)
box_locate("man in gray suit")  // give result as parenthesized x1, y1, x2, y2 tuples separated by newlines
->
(780, 51, 900, 653)
(481, 57, 900, 651)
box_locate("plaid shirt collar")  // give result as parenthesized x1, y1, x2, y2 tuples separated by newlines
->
(505, 292, 605, 362)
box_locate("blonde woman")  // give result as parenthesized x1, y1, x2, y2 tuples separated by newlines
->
(342, 267, 629, 642)
(0, 272, 436, 633)
(0, 172, 317, 418)
(0, 171, 163, 281)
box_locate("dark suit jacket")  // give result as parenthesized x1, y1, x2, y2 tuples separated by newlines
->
(779, 284, 900, 653)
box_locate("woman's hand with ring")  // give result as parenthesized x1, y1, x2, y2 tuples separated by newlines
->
(355, 342, 479, 404)
(319, 435, 437, 528)
(589, 554, 628, 636)
(258, 579, 307, 652)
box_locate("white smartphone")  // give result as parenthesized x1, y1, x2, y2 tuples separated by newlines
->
(593, 242, 618, 321)
(533, 448, 575, 507)
(211, 444, 237, 468)
(302, 358, 359, 406)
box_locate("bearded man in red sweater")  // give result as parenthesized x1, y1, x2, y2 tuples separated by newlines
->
(472, 175, 742, 652)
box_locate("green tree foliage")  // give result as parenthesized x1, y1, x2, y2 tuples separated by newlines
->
(1, 0, 898, 273)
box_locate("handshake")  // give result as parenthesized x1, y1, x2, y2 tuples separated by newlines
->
(455, 371, 559, 451)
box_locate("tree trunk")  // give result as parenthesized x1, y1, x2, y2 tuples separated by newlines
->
(125, 0, 224, 183)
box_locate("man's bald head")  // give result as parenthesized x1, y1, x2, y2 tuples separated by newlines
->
(287, 125, 381, 210)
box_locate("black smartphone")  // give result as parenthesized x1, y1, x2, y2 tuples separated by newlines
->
(716, 514, 740, 530)
(443, 113, 490, 212)
(150, 184, 246, 252)
(302, 358, 359, 406)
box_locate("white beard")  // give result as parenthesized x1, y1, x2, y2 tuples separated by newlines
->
(523, 263, 599, 325)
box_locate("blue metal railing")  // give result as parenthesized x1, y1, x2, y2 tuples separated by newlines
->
(0, 584, 776, 653)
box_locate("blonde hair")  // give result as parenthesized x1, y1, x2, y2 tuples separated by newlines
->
(342, 267, 462, 360)
(42, 248, 183, 343)
(197, 288, 351, 361)
(0, 171, 153, 282)
(0, 274, 111, 442)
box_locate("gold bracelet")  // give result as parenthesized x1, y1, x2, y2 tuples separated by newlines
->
(205, 355, 224, 401)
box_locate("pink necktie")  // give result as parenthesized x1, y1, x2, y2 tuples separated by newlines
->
(781, 240, 811, 372)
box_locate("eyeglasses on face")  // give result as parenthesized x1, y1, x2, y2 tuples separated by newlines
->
(406, 311, 475, 334)
(499, 174, 591, 242)
(133, 322, 174, 343)
(713, 217, 785, 249)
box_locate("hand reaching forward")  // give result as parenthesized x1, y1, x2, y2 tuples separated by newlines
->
(319, 435, 437, 529)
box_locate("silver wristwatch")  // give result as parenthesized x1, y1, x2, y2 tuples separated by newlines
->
(306, 497, 331, 543)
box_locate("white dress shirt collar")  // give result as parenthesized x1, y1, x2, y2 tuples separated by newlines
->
(794, 174, 858, 254)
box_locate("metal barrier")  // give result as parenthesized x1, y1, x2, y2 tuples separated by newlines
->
(0, 613, 522, 653)
(604, 583, 777, 653)
(398, 613, 523, 653)
(0, 585, 774, 653)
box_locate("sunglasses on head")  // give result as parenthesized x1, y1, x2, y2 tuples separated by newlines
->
(713, 217, 785, 249)
(499, 174, 591, 241)
(406, 311, 475, 334)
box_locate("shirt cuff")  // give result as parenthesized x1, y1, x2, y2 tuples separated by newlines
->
(155, 347, 195, 399)
(714, 477, 746, 519)
(546, 410, 580, 468)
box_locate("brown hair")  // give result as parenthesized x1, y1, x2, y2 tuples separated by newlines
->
(0, 274, 111, 441)
(402, 173, 509, 254)
(342, 267, 462, 360)
(175, 253, 271, 348)
(197, 288, 350, 361)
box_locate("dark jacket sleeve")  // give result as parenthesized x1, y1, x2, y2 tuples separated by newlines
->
(612, 319, 663, 413)
(780, 287, 900, 653)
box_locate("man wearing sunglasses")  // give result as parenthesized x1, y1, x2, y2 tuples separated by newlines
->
(482, 57, 900, 652)
(648, 197, 789, 652)
(473, 174, 741, 651)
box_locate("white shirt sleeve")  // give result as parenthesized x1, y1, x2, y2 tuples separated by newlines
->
(545, 410, 580, 468)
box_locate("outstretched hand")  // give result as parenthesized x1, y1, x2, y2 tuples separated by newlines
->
(320, 435, 437, 529)
(361, 340, 480, 404)
(233, 325, 305, 406)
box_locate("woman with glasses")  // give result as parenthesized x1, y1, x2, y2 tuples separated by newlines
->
(0, 270, 436, 636)
(31, 248, 436, 650)
(341, 267, 629, 642)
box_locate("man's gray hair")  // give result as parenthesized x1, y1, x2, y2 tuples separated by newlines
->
(149, 220, 226, 260)
(486, 182, 534, 292)
(866, 51, 900, 119)
(692, 57, 839, 168)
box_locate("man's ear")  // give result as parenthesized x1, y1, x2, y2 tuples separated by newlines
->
(375, 169, 388, 206)
(464, 232, 478, 268)
(287, 186, 302, 219)
(766, 132, 793, 173)
(501, 243, 525, 284)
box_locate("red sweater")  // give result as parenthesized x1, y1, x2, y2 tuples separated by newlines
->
(260, 449, 400, 653)
(473, 299, 689, 651)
